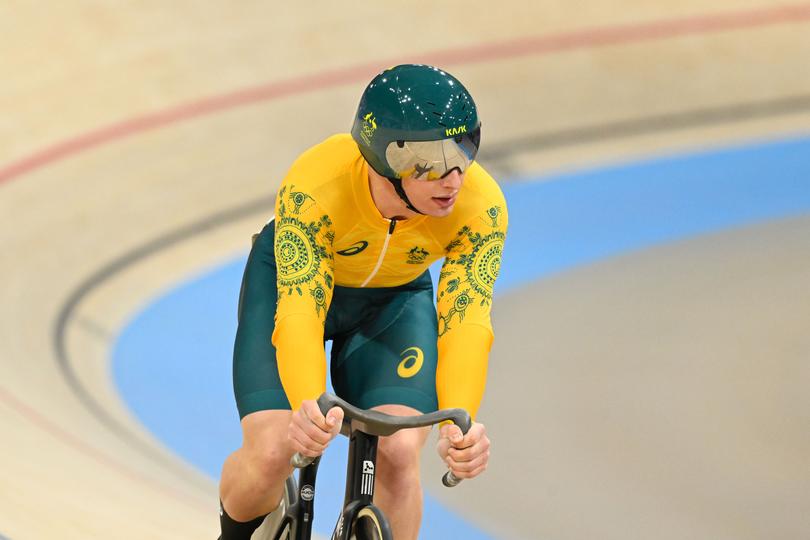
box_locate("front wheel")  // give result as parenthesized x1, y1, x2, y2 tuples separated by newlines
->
(349, 505, 392, 540)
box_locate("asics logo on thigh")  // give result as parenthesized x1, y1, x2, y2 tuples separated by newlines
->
(398, 347, 424, 378)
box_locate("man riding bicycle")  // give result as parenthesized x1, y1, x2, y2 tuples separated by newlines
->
(219, 64, 508, 540)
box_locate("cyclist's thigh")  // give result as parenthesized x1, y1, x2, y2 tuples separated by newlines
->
(331, 279, 439, 413)
(233, 220, 292, 417)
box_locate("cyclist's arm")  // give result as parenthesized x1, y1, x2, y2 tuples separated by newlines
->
(435, 203, 508, 419)
(271, 184, 336, 411)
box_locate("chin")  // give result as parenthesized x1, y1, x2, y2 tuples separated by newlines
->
(426, 206, 454, 218)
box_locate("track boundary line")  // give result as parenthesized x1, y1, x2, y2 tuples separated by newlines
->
(0, 384, 208, 511)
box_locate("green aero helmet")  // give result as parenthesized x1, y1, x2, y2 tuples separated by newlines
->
(351, 64, 481, 212)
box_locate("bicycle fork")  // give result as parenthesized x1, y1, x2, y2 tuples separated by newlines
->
(331, 430, 379, 540)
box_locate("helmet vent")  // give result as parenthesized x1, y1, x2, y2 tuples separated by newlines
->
(431, 109, 448, 127)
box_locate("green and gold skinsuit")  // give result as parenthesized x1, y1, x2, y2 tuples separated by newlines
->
(234, 134, 507, 419)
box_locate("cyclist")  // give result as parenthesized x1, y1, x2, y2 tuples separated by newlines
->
(218, 64, 507, 540)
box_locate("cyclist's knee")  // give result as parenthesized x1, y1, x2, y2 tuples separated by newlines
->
(249, 444, 294, 482)
(241, 409, 295, 479)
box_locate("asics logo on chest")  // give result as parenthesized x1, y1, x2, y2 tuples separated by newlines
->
(336, 241, 369, 256)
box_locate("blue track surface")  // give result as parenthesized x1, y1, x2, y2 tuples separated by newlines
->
(113, 134, 810, 539)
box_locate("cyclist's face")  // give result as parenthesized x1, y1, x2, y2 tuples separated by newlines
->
(402, 168, 464, 217)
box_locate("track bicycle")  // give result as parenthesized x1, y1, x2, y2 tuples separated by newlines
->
(252, 392, 471, 540)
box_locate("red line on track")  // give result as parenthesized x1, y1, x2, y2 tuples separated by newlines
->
(1, 3, 809, 186)
(0, 385, 206, 509)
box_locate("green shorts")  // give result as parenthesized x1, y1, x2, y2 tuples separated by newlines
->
(233, 220, 439, 419)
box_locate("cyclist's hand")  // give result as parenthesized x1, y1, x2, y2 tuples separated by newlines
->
(288, 400, 344, 458)
(437, 422, 490, 479)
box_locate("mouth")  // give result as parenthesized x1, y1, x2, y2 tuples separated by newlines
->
(432, 193, 457, 209)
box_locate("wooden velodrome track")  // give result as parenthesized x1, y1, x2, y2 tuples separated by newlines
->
(2, 2, 809, 539)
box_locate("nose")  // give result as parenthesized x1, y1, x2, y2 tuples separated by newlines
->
(440, 168, 464, 189)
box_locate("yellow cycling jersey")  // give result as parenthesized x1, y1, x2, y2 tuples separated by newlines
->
(271, 134, 508, 418)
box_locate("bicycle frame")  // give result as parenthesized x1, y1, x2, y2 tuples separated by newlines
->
(283, 456, 320, 540)
(284, 427, 388, 540)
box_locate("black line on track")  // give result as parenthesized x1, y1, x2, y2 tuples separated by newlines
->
(480, 93, 810, 164)
(52, 196, 273, 474)
(52, 92, 810, 472)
